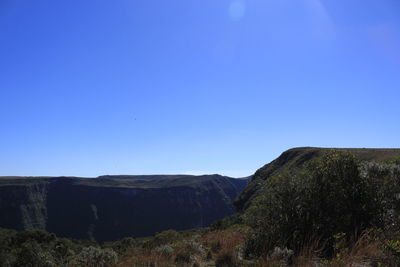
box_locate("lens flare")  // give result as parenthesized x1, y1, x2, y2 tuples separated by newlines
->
(229, 0, 246, 21)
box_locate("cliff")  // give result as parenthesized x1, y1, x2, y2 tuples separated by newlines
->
(0, 174, 248, 242)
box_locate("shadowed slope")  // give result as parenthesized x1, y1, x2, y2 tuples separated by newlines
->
(0, 174, 248, 242)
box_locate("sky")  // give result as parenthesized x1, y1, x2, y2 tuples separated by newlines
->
(0, 0, 400, 177)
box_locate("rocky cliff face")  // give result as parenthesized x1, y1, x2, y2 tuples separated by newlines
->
(0, 175, 248, 242)
(0, 182, 48, 231)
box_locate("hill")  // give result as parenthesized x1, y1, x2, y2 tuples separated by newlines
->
(235, 147, 400, 212)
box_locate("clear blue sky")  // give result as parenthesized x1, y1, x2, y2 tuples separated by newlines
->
(1, 0, 399, 177)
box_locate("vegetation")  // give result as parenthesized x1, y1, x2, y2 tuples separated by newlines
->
(2, 148, 400, 266)
(241, 150, 400, 265)
(0, 228, 117, 267)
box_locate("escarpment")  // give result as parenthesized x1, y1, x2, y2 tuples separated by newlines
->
(0, 175, 248, 242)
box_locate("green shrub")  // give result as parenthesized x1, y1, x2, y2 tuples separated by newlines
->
(174, 250, 192, 263)
(71, 246, 118, 267)
(215, 249, 237, 267)
(156, 230, 179, 242)
(153, 244, 174, 255)
(15, 241, 56, 267)
(244, 151, 400, 257)
(0, 228, 86, 267)
(103, 237, 137, 255)
(384, 239, 400, 266)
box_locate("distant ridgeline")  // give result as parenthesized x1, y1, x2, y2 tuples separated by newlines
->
(0, 174, 248, 242)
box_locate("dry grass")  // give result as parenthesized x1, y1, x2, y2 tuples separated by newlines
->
(292, 245, 322, 267)
(253, 231, 388, 267)
(117, 252, 173, 267)
(199, 227, 249, 266)
(117, 234, 206, 266)
(115, 227, 398, 266)
(323, 230, 386, 267)
(201, 227, 248, 253)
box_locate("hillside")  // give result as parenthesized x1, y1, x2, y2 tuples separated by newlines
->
(235, 147, 400, 212)
(0, 174, 248, 242)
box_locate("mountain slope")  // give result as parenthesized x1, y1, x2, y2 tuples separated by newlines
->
(235, 147, 400, 212)
(0, 174, 248, 242)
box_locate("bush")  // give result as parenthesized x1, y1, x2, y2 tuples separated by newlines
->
(153, 244, 174, 255)
(14, 241, 56, 267)
(71, 246, 118, 267)
(269, 247, 294, 262)
(0, 228, 88, 267)
(174, 250, 192, 264)
(184, 240, 204, 254)
(244, 151, 400, 257)
(153, 230, 180, 246)
(215, 249, 237, 267)
(103, 237, 137, 255)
